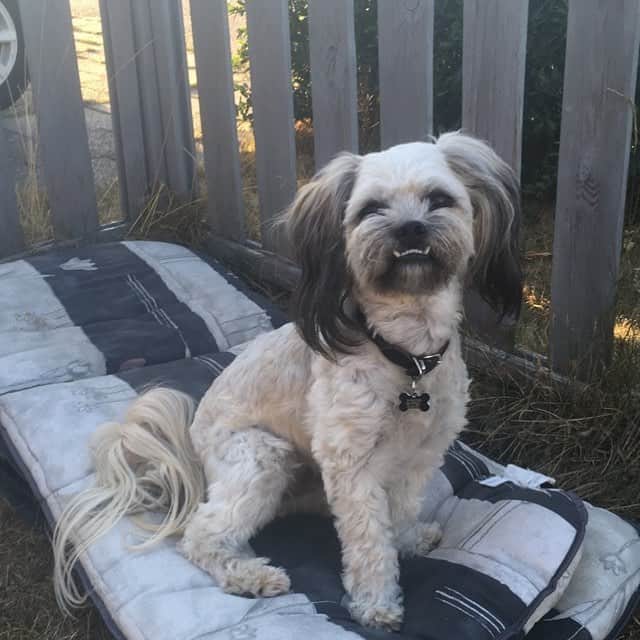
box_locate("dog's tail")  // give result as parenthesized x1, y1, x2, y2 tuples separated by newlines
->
(52, 387, 205, 613)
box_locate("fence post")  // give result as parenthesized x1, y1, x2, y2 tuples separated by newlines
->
(246, 0, 297, 256)
(190, 0, 245, 241)
(309, 0, 358, 168)
(378, 0, 434, 149)
(462, 0, 528, 177)
(462, 0, 529, 349)
(0, 123, 23, 257)
(550, 0, 640, 376)
(103, 0, 195, 207)
(18, 0, 98, 242)
(99, 0, 149, 221)
(147, 0, 195, 199)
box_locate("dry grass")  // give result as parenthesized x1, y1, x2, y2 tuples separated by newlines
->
(238, 119, 316, 242)
(124, 181, 209, 250)
(516, 200, 640, 355)
(467, 354, 640, 513)
(9, 89, 122, 242)
(0, 499, 111, 640)
(8, 92, 52, 246)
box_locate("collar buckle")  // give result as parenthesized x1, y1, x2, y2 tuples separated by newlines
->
(409, 354, 442, 378)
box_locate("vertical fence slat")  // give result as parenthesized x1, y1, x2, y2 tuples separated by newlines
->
(190, 0, 245, 241)
(129, 1, 167, 189)
(99, 0, 149, 220)
(378, 0, 434, 149)
(462, 0, 528, 176)
(246, 0, 297, 255)
(125, 0, 195, 200)
(461, 0, 528, 349)
(550, 0, 640, 376)
(309, 0, 358, 168)
(18, 0, 98, 242)
(0, 124, 24, 257)
(148, 1, 196, 198)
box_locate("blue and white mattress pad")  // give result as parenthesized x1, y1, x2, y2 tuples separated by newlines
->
(0, 241, 638, 640)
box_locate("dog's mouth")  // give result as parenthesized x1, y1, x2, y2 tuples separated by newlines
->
(392, 246, 433, 264)
(374, 243, 451, 294)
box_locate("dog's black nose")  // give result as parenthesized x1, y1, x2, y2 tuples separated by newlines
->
(396, 220, 428, 240)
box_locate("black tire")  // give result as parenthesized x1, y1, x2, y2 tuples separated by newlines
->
(0, 0, 28, 110)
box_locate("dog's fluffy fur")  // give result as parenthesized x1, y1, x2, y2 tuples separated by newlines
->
(53, 132, 521, 630)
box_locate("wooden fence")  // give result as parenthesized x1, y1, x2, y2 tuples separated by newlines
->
(1, 0, 639, 378)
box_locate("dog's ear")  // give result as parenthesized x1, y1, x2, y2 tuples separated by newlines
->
(437, 132, 523, 318)
(286, 152, 362, 359)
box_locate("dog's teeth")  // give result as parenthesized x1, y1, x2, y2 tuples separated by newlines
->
(395, 247, 431, 258)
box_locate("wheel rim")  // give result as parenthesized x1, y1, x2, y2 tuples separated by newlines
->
(0, 1, 19, 87)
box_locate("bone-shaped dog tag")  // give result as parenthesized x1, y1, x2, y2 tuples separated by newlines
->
(398, 389, 430, 412)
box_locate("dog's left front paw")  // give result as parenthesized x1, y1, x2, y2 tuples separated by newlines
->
(398, 521, 443, 557)
(349, 599, 404, 631)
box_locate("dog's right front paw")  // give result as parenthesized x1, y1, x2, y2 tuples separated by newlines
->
(413, 521, 443, 555)
(349, 598, 404, 631)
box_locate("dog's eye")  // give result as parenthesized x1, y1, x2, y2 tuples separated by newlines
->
(427, 190, 455, 211)
(357, 200, 387, 220)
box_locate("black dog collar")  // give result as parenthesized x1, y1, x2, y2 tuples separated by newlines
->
(357, 310, 449, 378)
(356, 309, 449, 412)
(367, 330, 449, 379)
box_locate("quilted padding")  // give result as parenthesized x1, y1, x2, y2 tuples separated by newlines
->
(0, 241, 285, 394)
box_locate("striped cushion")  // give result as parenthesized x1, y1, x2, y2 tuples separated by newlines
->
(0, 241, 285, 394)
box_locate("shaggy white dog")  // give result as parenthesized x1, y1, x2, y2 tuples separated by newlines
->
(53, 132, 521, 631)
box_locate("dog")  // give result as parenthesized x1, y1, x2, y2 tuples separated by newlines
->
(53, 132, 521, 631)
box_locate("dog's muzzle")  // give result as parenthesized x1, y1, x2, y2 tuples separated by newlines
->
(392, 220, 433, 263)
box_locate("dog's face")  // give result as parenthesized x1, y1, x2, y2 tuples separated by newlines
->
(344, 142, 475, 297)
(287, 132, 522, 358)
